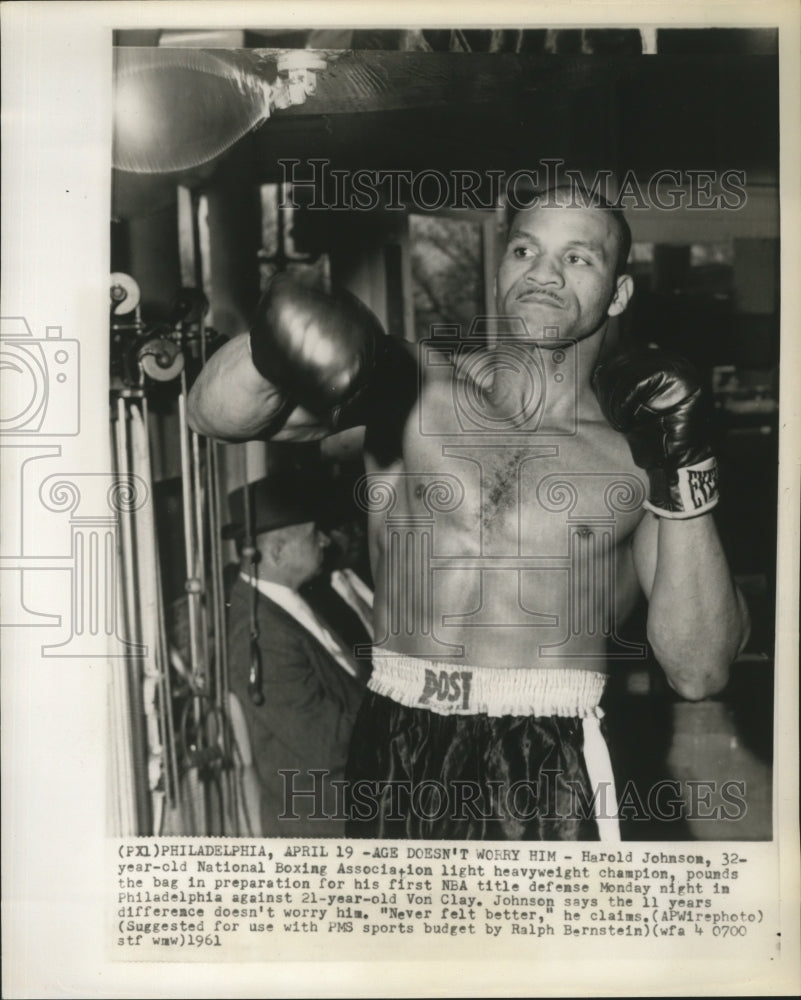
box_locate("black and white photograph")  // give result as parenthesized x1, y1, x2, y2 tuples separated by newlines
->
(108, 23, 779, 842)
(2, 2, 799, 997)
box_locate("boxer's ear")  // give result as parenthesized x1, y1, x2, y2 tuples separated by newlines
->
(608, 274, 633, 317)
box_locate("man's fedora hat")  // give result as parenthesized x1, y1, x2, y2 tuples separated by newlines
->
(223, 469, 326, 540)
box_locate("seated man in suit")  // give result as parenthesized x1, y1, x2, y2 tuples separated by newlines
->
(301, 505, 375, 670)
(225, 471, 366, 837)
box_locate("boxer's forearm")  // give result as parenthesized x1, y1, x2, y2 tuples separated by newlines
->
(187, 333, 285, 439)
(188, 276, 416, 455)
(646, 514, 749, 700)
(186, 333, 326, 442)
(595, 349, 749, 698)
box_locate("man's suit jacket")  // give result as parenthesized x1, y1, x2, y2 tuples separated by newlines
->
(227, 577, 365, 837)
(301, 573, 373, 679)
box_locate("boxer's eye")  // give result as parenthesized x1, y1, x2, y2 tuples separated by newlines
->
(565, 253, 590, 266)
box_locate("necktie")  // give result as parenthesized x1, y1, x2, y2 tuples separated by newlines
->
(301, 596, 368, 683)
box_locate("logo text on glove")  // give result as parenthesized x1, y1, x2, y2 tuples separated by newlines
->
(683, 460, 719, 511)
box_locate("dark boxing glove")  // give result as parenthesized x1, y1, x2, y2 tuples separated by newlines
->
(592, 351, 719, 519)
(249, 273, 417, 464)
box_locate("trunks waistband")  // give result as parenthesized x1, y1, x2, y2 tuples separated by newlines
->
(368, 656, 607, 718)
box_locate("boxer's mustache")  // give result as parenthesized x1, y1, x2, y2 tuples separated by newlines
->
(516, 288, 565, 307)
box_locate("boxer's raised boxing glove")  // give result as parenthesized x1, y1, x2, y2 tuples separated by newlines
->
(249, 273, 417, 464)
(592, 351, 719, 518)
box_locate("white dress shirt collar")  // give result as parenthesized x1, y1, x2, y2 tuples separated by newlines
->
(241, 573, 358, 677)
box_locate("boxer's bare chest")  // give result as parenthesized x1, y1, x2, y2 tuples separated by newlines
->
(366, 377, 647, 555)
(363, 376, 649, 665)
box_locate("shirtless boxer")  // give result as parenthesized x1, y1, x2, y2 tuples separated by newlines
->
(188, 186, 749, 840)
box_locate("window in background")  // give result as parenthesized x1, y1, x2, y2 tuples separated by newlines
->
(628, 241, 654, 266)
(409, 214, 484, 341)
(259, 183, 331, 293)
